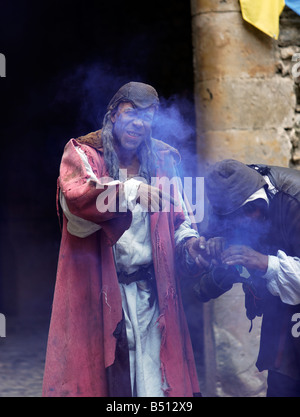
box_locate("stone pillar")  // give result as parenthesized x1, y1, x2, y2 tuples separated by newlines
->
(191, 0, 296, 397)
(191, 0, 295, 168)
(277, 7, 300, 170)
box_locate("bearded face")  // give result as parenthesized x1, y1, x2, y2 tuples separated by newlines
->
(111, 102, 155, 153)
(101, 82, 159, 181)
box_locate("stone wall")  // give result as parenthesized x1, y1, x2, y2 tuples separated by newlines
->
(191, 0, 296, 170)
(277, 7, 300, 169)
(191, 0, 300, 397)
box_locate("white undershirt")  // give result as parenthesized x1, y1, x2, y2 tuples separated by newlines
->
(248, 180, 300, 306)
(263, 252, 300, 305)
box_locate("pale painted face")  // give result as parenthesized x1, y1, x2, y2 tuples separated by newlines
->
(111, 102, 155, 152)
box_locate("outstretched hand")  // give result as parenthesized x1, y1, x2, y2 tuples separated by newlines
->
(185, 236, 225, 271)
(185, 237, 211, 270)
(185, 238, 268, 275)
(221, 245, 268, 274)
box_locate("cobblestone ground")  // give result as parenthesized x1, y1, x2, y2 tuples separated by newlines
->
(0, 316, 50, 397)
(0, 315, 205, 398)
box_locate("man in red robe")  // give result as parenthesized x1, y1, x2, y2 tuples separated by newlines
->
(42, 82, 204, 397)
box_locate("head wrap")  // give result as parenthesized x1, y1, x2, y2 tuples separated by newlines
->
(205, 159, 267, 215)
(99, 82, 159, 182)
(107, 81, 160, 112)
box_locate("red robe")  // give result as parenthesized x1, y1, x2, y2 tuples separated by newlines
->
(42, 132, 200, 397)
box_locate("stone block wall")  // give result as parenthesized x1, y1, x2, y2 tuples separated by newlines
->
(276, 7, 300, 169)
(191, 0, 296, 169)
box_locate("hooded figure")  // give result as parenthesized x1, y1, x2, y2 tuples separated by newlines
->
(42, 82, 203, 397)
(194, 159, 300, 397)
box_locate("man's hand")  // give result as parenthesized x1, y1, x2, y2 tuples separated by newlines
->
(221, 245, 268, 274)
(185, 237, 211, 270)
(185, 236, 227, 271)
(137, 183, 178, 212)
(204, 237, 226, 262)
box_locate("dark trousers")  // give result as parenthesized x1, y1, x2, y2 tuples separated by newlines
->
(267, 371, 300, 397)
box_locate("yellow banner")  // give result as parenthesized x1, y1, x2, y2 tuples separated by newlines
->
(239, 0, 285, 39)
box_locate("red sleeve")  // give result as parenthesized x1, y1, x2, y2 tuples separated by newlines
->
(59, 139, 132, 245)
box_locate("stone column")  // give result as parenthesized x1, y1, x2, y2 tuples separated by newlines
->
(191, 0, 295, 168)
(191, 0, 296, 397)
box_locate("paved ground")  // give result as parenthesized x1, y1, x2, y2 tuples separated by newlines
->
(0, 315, 50, 397)
(0, 315, 205, 398)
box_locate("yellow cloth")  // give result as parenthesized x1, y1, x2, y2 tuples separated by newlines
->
(239, 0, 285, 39)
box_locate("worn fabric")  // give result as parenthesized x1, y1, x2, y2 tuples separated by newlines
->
(256, 188, 300, 380)
(205, 159, 267, 216)
(194, 266, 241, 303)
(120, 280, 165, 397)
(59, 151, 198, 396)
(239, 0, 285, 39)
(263, 250, 300, 306)
(241, 186, 269, 207)
(42, 133, 200, 397)
(257, 164, 300, 204)
(267, 370, 300, 397)
(238, 175, 300, 305)
(107, 81, 159, 112)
